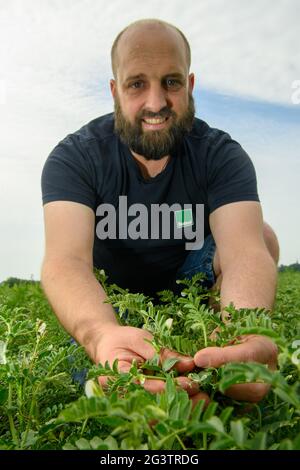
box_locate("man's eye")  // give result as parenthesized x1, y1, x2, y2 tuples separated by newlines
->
(166, 78, 181, 88)
(130, 81, 143, 89)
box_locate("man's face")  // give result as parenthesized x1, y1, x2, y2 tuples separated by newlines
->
(111, 25, 195, 160)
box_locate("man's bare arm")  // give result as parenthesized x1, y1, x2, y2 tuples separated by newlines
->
(194, 201, 278, 402)
(41, 201, 119, 362)
(209, 201, 277, 313)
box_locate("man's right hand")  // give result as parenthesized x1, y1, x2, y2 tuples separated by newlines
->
(95, 324, 210, 407)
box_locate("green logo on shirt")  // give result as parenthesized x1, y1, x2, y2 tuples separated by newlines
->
(175, 209, 193, 228)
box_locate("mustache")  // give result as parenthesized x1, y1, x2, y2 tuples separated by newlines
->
(138, 107, 175, 120)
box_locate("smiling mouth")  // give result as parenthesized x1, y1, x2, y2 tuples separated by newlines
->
(142, 116, 169, 124)
(142, 116, 170, 129)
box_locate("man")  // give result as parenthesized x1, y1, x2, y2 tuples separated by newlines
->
(41, 19, 279, 406)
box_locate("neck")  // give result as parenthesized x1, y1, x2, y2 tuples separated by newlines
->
(130, 151, 170, 179)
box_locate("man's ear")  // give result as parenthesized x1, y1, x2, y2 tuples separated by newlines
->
(188, 73, 195, 93)
(110, 79, 116, 98)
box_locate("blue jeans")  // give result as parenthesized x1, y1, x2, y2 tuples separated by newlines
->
(169, 233, 217, 296)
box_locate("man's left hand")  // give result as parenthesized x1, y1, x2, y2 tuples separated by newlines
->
(194, 334, 278, 402)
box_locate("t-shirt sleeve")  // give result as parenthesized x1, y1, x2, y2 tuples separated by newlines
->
(206, 132, 260, 214)
(41, 134, 97, 211)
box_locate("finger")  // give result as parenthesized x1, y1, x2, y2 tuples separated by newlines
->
(142, 376, 200, 396)
(190, 391, 210, 409)
(175, 376, 200, 396)
(97, 375, 110, 389)
(127, 327, 195, 372)
(160, 348, 195, 373)
(117, 359, 142, 373)
(142, 378, 168, 394)
(194, 335, 277, 368)
(224, 383, 271, 403)
(97, 360, 135, 389)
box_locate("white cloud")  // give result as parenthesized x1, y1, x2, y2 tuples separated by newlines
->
(1, 0, 299, 108)
(188, 0, 300, 105)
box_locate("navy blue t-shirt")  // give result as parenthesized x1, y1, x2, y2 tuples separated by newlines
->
(41, 113, 259, 296)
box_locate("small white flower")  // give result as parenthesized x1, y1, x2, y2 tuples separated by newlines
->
(138, 374, 146, 385)
(164, 318, 173, 330)
(0, 341, 7, 365)
(36, 319, 46, 336)
(84, 379, 104, 398)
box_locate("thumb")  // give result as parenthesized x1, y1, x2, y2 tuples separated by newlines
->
(127, 327, 157, 361)
(194, 337, 258, 368)
(194, 345, 244, 368)
(194, 335, 277, 368)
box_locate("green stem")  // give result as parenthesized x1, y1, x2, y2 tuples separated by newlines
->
(20, 334, 43, 448)
(44, 372, 67, 382)
(16, 381, 24, 429)
(158, 427, 187, 448)
(8, 381, 19, 447)
(139, 375, 167, 382)
(201, 320, 208, 347)
(255, 404, 262, 429)
(203, 432, 207, 450)
(175, 433, 187, 450)
(80, 418, 88, 436)
(21, 371, 68, 448)
(28, 337, 41, 374)
(45, 356, 73, 378)
(20, 393, 36, 449)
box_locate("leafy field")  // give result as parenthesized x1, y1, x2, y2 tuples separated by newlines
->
(0, 270, 299, 450)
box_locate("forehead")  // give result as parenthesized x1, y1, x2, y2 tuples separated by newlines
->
(116, 25, 188, 81)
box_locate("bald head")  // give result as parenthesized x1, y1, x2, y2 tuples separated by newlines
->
(111, 19, 191, 79)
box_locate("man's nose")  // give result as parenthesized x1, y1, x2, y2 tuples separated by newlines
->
(144, 83, 168, 114)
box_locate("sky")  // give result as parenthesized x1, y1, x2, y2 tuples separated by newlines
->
(0, 0, 299, 281)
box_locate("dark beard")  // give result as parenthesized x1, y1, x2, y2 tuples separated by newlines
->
(114, 94, 195, 160)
